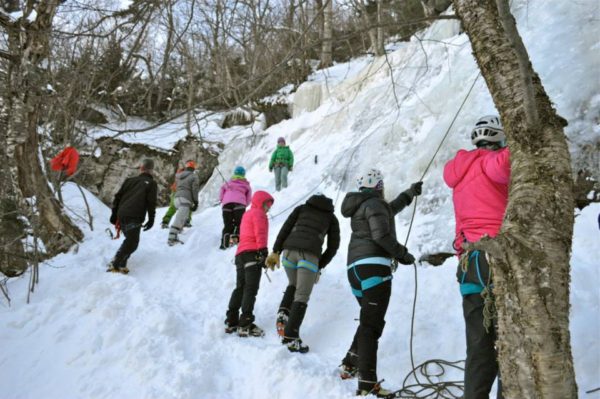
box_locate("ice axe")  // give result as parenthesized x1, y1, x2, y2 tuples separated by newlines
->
(418, 252, 455, 267)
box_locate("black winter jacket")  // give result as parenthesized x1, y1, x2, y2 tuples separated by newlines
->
(341, 190, 412, 265)
(113, 173, 158, 221)
(273, 194, 340, 269)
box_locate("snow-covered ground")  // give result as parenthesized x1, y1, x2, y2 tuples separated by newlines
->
(1, 0, 599, 398)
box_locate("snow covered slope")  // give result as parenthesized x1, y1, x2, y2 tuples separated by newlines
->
(1, 1, 599, 398)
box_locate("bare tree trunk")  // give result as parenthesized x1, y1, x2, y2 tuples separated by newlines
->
(3, 1, 83, 263)
(0, 84, 28, 277)
(319, 0, 333, 68)
(375, 0, 384, 55)
(155, 0, 175, 113)
(453, 0, 578, 397)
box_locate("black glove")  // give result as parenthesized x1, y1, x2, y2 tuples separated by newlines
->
(397, 251, 416, 265)
(191, 202, 198, 212)
(110, 209, 118, 225)
(256, 248, 268, 266)
(143, 217, 154, 231)
(409, 181, 423, 197)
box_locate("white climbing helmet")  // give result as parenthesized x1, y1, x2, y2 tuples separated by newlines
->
(356, 168, 384, 190)
(471, 115, 505, 147)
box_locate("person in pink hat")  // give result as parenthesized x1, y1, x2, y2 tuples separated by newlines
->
(219, 166, 252, 249)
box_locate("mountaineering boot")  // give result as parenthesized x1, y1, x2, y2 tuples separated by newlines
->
(283, 301, 307, 339)
(282, 337, 309, 353)
(221, 234, 230, 250)
(237, 323, 265, 337)
(168, 238, 184, 246)
(224, 319, 238, 334)
(276, 310, 289, 337)
(281, 302, 308, 352)
(276, 285, 296, 336)
(339, 363, 358, 380)
(106, 263, 129, 275)
(356, 382, 396, 398)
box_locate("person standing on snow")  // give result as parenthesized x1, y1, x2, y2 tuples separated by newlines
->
(219, 166, 252, 249)
(265, 193, 340, 353)
(268, 137, 294, 191)
(108, 158, 158, 274)
(225, 190, 275, 337)
(161, 167, 191, 229)
(339, 169, 421, 397)
(443, 115, 510, 399)
(167, 160, 200, 246)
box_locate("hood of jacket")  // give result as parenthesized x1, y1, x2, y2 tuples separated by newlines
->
(251, 190, 274, 209)
(306, 194, 334, 212)
(341, 191, 381, 217)
(177, 169, 195, 181)
(444, 148, 492, 188)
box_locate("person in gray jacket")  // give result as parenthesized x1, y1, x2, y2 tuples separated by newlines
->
(168, 160, 200, 246)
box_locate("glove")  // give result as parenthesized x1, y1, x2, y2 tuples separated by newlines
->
(409, 181, 423, 197)
(397, 251, 416, 265)
(191, 202, 198, 212)
(256, 248, 269, 266)
(269, 168, 273, 172)
(109, 209, 118, 225)
(143, 217, 154, 231)
(289, 167, 293, 172)
(265, 252, 281, 270)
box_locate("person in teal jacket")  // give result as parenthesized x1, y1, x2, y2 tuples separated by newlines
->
(269, 137, 294, 191)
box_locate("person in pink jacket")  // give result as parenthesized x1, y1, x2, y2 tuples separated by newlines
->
(225, 190, 274, 338)
(219, 166, 252, 249)
(443, 115, 510, 399)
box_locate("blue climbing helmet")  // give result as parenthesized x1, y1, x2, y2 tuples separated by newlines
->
(233, 165, 246, 177)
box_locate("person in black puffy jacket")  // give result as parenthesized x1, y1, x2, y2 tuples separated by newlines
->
(339, 168, 421, 397)
(265, 193, 340, 353)
(108, 158, 158, 274)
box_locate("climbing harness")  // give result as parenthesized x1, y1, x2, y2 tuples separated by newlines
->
(347, 257, 393, 298)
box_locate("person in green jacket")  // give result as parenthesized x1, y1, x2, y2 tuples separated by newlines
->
(269, 137, 294, 191)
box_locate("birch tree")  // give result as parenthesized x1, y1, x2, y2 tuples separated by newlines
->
(453, 0, 578, 396)
(1, 1, 84, 271)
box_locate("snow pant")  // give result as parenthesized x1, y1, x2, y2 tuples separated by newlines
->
(221, 203, 245, 248)
(163, 193, 190, 226)
(463, 293, 503, 399)
(274, 166, 289, 191)
(343, 264, 392, 391)
(279, 249, 320, 339)
(168, 197, 192, 242)
(112, 216, 143, 268)
(226, 251, 264, 328)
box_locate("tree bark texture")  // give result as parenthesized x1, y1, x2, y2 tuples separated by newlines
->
(453, 0, 578, 397)
(0, 85, 28, 276)
(320, 0, 333, 68)
(3, 1, 83, 264)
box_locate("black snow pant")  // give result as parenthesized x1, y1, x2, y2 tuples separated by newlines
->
(463, 293, 503, 399)
(226, 251, 263, 327)
(343, 264, 391, 391)
(112, 216, 143, 268)
(221, 203, 245, 247)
